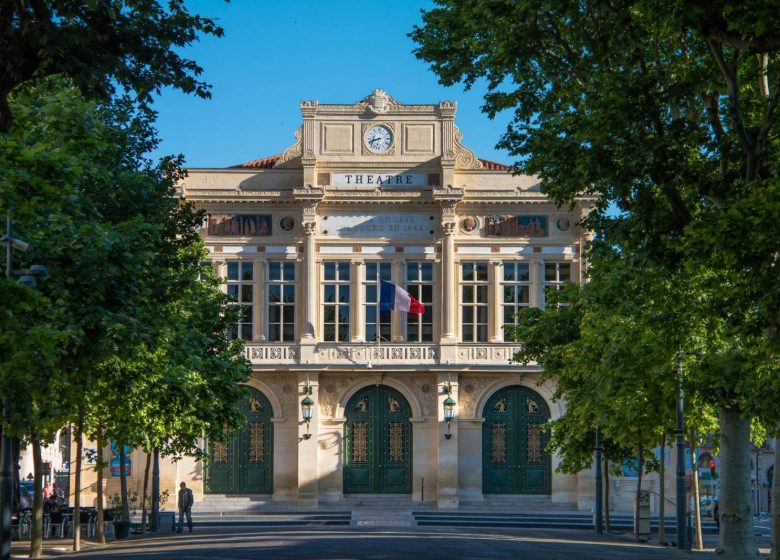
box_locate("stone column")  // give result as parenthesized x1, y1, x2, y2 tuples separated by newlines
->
(441, 222, 457, 340)
(297, 372, 319, 507)
(437, 372, 459, 509)
(489, 260, 503, 342)
(303, 221, 318, 339)
(352, 260, 364, 342)
(254, 260, 266, 341)
(532, 260, 545, 309)
(392, 258, 406, 342)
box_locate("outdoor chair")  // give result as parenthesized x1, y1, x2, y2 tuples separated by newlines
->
(45, 511, 68, 538)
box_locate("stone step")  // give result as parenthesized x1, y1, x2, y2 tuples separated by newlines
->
(412, 511, 720, 534)
(351, 511, 415, 528)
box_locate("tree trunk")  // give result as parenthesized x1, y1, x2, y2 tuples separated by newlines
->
(659, 438, 666, 544)
(29, 436, 44, 558)
(119, 444, 129, 523)
(635, 445, 643, 541)
(691, 437, 703, 550)
(139, 451, 151, 534)
(769, 431, 779, 560)
(604, 456, 611, 532)
(95, 430, 105, 544)
(717, 406, 757, 558)
(72, 415, 84, 551)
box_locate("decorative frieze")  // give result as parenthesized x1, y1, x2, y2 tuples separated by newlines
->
(245, 344, 299, 363)
(457, 345, 520, 363)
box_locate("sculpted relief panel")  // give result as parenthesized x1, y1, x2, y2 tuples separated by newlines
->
(459, 375, 495, 418)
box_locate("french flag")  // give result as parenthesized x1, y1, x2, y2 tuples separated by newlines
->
(379, 281, 426, 314)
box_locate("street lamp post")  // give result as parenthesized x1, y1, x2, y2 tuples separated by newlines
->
(1, 214, 48, 560)
(675, 355, 687, 551)
(595, 427, 604, 534)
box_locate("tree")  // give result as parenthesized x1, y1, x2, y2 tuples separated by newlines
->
(0, 0, 227, 132)
(1, 78, 249, 555)
(413, 3, 780, 557)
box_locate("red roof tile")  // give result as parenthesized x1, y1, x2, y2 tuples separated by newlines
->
(479, 158, 512, 171)
(231, 154, 283, 169)
(231, 154, 512, 171)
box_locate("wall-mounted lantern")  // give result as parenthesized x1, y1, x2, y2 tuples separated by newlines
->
(442, 385, 456, 440)
(300, 386, 314, 440)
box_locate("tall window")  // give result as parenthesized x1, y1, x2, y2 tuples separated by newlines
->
(406, 262, 434, 342)
(364, 262, 391, 342)
(461, 262, 488, 342)
(227, 261, 253, 340)
(323, 261, 350, 342)
(544, 262, 571, 292)
(502, 262, 531, 332)
(268, 261, 295, 342)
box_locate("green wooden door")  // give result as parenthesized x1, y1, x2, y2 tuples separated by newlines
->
(344, 386, 412, 494)
(206, 388, 273, 494)
(483, 386, 551, 495)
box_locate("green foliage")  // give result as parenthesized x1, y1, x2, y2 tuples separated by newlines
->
(413, 0, 780, 436)
(0, 0, 227, 131)
(0, 77, 249, 467)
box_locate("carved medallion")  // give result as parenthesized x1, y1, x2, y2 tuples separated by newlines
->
(249, 398, 263, 413)
(354, 396, 369, 413)
(492, 397, 507, 413)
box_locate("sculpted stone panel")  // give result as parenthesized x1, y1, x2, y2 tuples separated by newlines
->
(253, 373, 296, 419)
(319, 375, 356, 418)
(459, 375, 495, 418)
(322, 124, 354, 153)
(411, 375, 436, 417)
(403, 124, 435, 153)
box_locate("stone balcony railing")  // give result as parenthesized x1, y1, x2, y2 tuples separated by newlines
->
(243, 342, 522, 367)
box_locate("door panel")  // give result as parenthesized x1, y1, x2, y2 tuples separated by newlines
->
(206, 388, 273, 494)
(206, 437, 236, 493)
(344, 386, 411, 494)
(483, 386, 551, 495)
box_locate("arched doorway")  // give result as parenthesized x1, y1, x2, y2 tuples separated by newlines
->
(206, 387, 273, 494)
(482, 385, 551, 494)
(344, 385, 412, 494)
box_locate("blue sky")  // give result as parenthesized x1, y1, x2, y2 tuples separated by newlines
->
(149, 0, 514, 169)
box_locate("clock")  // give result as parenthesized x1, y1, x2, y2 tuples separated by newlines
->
(364, 124, 393, 153)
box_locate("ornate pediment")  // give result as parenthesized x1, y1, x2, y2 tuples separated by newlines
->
(275, 126, 303, 168)
(359, 89, 401, 115)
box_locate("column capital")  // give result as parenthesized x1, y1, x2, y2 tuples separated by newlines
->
(442, 222, 456, 237)
(302, 221, 317, 237)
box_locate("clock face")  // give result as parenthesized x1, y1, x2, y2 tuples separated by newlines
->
(365, 125, 393, 153)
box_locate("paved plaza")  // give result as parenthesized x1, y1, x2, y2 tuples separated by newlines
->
(11, 526, 773, 560)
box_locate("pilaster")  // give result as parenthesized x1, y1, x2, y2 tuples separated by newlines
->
(297, 372, 319, 507)
(489, 260, 503, 342)
(392, 258, 406, 342)
(300, 100, 318, 187)
(293, 186, 325, 365)
(532, 260, 545, 309)
(352, 260, 365, 342)
(254, 260, 266, 341)
(433, 186, 464, 353)
(437, 372, 459, 509)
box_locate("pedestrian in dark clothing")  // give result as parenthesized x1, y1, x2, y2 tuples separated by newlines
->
(713, 500, 720, 531)
(177, 482, 194, 533)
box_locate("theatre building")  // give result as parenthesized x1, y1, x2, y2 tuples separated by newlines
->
(158, 89, 596, 511)
(46, 89, 597, 512)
